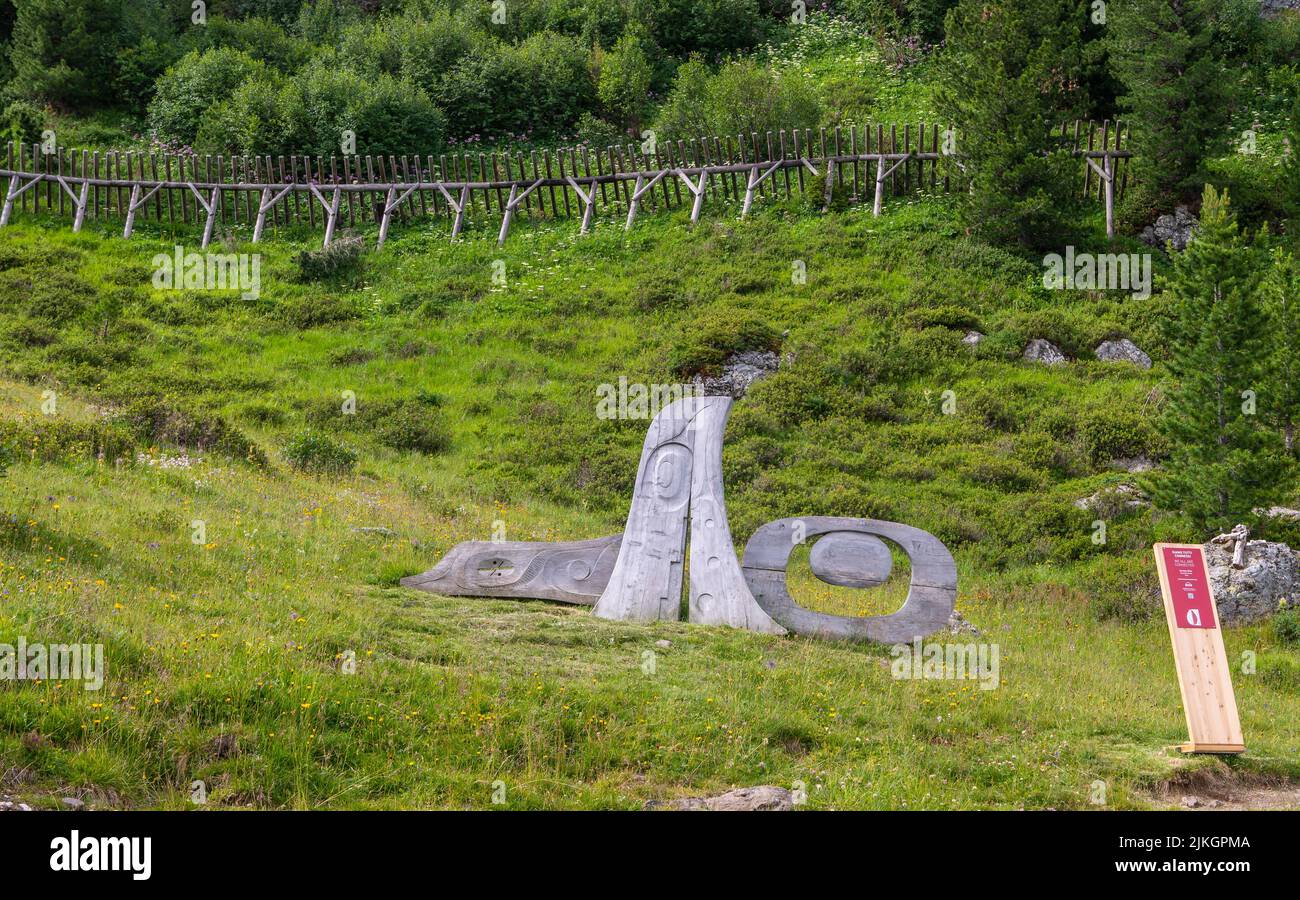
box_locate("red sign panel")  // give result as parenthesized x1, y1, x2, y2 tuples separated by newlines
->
(1161, 546, 1216, 629)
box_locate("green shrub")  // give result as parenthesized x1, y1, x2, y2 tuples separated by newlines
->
(0, 415, 135, 466)
(903, 305, 982, 332)
(1275, 604, 1300, 647)
(669, 306, 782, 377)
(2, 101, 44, 146)
(1076, 407, 1165, 465)
(291, 62, 446, 156)
(118, 396, 266, 464)
(435, 31, 595, 141)
(1088, 553, 1164, 623)
(375, 401, 452, 456)
(1259, 651, 1300, 692)
(293, 235, 367, 284)
(654, 56, 821, 143)
(282, 431, 357, 475)
(148, 48, 265, 143)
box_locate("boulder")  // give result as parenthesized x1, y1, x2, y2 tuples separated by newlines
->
(1074, 483, 1148, 512)
(1094, 339, 1152, 369)
(1205, 539, 1300, 625)
(1255, 506, 1300, 521)
(946, 609, 981, 637)
(962, 331, 984, 348)
(692, 350, 780, 398)
(1023, 339, 1066, 366)
(1261, 0, 1300, 18)
(1111, 457, 1154, 473)
(647, 785, 795, 811)
(1141, 206, 1198, 252)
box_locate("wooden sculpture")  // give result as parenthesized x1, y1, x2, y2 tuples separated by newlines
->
(401, 396, 956, 642)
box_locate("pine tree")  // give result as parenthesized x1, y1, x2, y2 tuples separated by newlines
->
(1108, 0, 1236, 219)
(1149, 186, 1282, 533)
(1265, 249, 1300, 456)
(935, 0, 1091, 250)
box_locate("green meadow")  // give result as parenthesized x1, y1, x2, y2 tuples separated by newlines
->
(1, 190, 1298, 809)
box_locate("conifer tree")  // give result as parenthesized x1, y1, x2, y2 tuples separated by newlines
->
(1149, 186, 1281, 533)
(1265, 249, 1300, 456)
(1108, 0, 1236, 219)
(935, 0, 1091, 249)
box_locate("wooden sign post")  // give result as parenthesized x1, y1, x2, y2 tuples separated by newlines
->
(1153, 543, 1245, 754)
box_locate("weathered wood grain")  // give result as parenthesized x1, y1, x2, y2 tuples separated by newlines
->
(808, 531, 892, 588)
(687, 398, 786, 634)
(400, 535, 621, 605)
(590, 397, 699, 623)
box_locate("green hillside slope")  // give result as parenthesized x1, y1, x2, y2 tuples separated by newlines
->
(1, 195, 1298, 809)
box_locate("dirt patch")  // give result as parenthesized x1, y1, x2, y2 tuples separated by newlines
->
(1148, 763, 1300, 810)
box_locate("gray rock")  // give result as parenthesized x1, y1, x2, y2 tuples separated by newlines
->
(648, 785, 795, 811)
(61, 797, 85, 810)
(1206, 539, 1300, 625)
(946, 609, 981, 637)
(1094, 338, 1152, 369)
(1141, 206, 1198, 252)
(692, 350, 780, 398)
(1023, 339, 1066, 366)
(962, 331, 984, 348)
(1261, 0, 1300, 18)
(1111, 457, 1154, 473)
(1256, 506, 1300, 521)
(654, 639, 672, 649)
(1074, 483, 1149, 512)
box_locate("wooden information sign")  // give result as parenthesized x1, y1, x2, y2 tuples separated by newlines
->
(1152, 543, 1245, 754)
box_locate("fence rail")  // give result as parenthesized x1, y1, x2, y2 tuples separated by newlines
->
(0, 121, 1131, 247)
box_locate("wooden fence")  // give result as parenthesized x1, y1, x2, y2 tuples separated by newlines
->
(0, 121, 1132, 247)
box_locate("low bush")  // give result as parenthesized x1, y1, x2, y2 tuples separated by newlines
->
(294, 235, 367, 284)
(282, 431, 357, 475)
(669, 307, 782, 377)
(117, 396, 266, 465)
(1275, 604, 1300, 647)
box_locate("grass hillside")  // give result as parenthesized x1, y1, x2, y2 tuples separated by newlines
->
(1, 189, 1298, 809)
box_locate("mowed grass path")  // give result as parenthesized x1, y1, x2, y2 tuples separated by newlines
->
(1, 197, 1297, 809)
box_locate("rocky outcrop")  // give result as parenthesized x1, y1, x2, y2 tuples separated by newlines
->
(1260, 0, 1300, 18)
(1256, 506, 1300, 521)
(1206, 539, 1300, 625)
(946, 609, 981, 637)
(1074, 483, 1148, 512)
(692, 350, 780, 398)
(1095, 339, 1152, 369)
(647, 785, 795, 811)
(1023, 339, 1066, 366)
(1141, 206, 1198, 251)
(962, 331, 984, 348)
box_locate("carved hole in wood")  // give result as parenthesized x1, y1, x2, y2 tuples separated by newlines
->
(741, 516, 955, 643)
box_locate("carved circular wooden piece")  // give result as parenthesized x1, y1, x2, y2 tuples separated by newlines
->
(808, 532, 892, 588)
(741, 516, 956, 643)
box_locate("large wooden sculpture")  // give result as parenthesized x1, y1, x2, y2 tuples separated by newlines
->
(401, 396, 956, 642)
